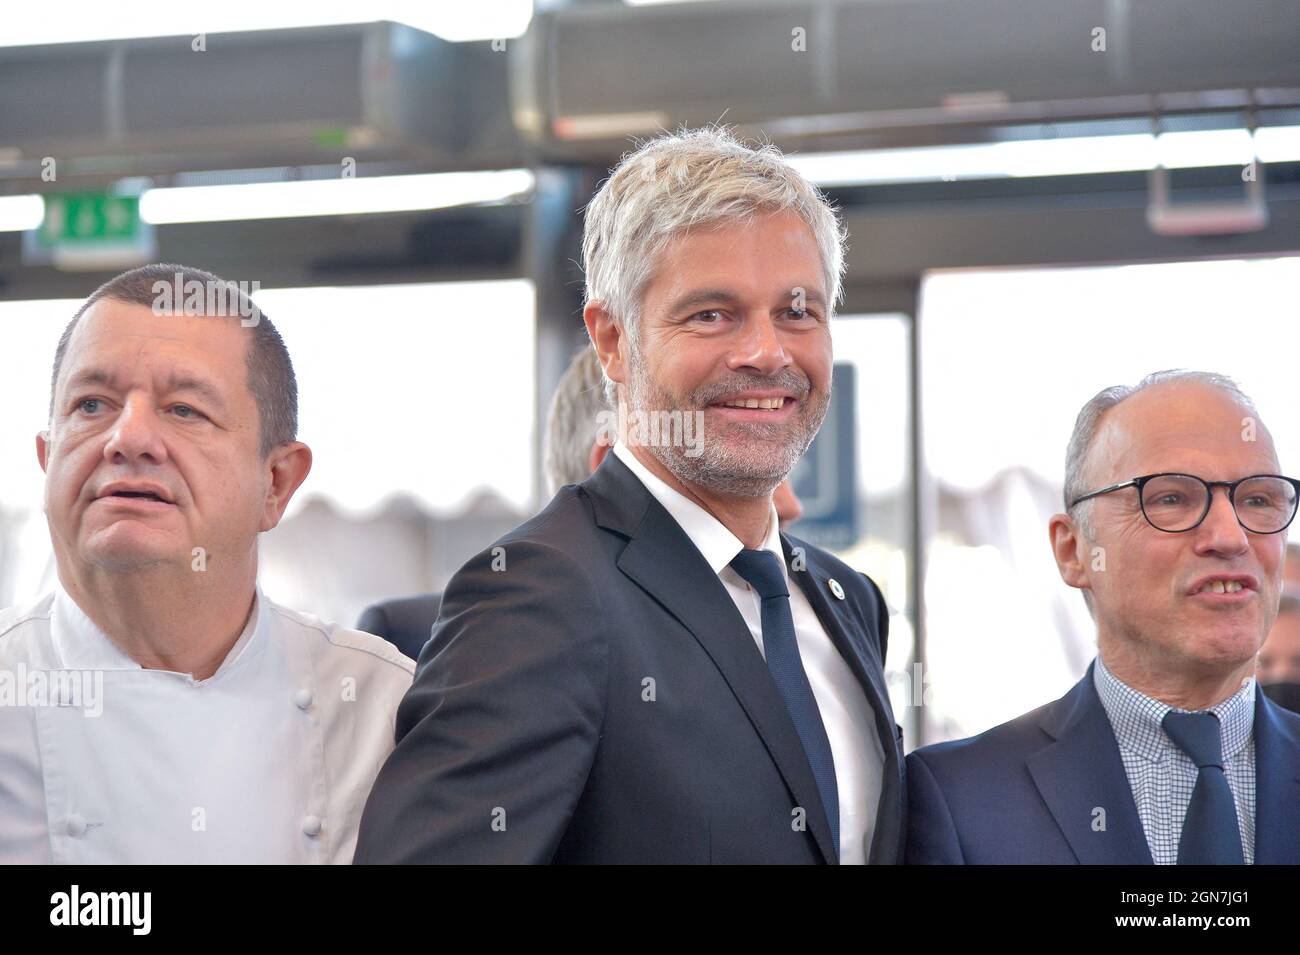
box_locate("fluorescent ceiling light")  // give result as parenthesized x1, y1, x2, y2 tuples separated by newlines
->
(0, 1, 532, 48)
(138, 169, 533, 224)
(788, 126, 1300, 186)
(8, 125, 1295, 232)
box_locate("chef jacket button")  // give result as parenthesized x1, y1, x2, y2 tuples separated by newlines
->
(828, 578, 846, 600)
(293, 688, 313, 709)
(66, 814, 87, 837)
(302, 815, 322, 837)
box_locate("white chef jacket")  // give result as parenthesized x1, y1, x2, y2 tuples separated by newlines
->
(0, 587, 414, 864)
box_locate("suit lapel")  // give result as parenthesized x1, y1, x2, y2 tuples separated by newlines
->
(784, 535, 891, 717)
(783, 534, 905, 864)
(1026, 667, 1153, 864)
(584, 454, 839, 864)
(1253, 690, 1300, 864)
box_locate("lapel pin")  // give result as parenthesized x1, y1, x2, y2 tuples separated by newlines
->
(828, 578, 845, 600)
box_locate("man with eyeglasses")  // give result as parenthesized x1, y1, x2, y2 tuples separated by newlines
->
(906, 370, 1300, 864)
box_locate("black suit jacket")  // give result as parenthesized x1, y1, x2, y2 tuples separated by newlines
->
(356, 594, 442, 661)
(355, 451, 905, 863)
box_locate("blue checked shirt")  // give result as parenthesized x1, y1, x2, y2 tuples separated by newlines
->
(1093, 655, 1256, 865)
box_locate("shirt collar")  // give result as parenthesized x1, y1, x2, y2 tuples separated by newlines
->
(50, 584, 265, 683)
(612, 442, 783, 576)
(1093, 653, 1255, 763)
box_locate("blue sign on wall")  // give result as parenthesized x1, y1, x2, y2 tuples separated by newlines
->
(788, 362, 858, 549)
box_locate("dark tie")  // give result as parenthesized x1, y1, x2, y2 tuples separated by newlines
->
(1161, 710, 1245, 865)
(730, 548, 839, 857)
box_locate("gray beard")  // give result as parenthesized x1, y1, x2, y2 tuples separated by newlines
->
(624, 354, 828, 499)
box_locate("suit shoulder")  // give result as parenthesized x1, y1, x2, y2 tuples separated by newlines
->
(908, 698, 1057, 778)
(1267, 696, 1300, 737)
(482, 486, 605, 556)
(451, 487, 614, 588)
(268, 600, 415, 679)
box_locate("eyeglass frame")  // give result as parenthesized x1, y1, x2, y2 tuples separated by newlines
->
(1067, 472, 1300, 534)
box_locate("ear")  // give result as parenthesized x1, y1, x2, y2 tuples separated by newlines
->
(582, 302, 628, 399)
(1049, 512, 1093, 592)
(588, 440, 611, 475)
(259, 442, 313, 532)
(36, 431, 50, 473)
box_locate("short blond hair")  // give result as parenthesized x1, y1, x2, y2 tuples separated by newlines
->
(581, 125, 847, 404)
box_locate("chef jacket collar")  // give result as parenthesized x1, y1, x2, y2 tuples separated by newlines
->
(50, 584, 267, 684)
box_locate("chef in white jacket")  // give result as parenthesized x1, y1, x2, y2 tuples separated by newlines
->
(0, 263, 414, 864)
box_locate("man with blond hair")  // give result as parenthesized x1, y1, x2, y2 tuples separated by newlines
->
(357, 127, 903, 864)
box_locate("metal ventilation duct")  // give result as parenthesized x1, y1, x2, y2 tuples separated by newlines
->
(511, 0, 1300, 155)
(0, 21, 520, 190)
(1, 3, 1296, 192)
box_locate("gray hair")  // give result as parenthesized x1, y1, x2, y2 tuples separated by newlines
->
(544, 347, 610, 495)
(1063, 369, 1260, 536)
(580, 125, 848, 405)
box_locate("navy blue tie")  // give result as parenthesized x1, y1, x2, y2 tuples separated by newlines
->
(730, 548, 839, 857)
(1161, 710, 1245, 865)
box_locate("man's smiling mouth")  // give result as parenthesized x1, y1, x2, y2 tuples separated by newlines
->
(716, 397, 791, 410)
(708, 390, 799, 414)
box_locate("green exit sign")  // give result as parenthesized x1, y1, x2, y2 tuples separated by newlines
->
(27, 192, 155, 270)
(39, 193, 141, 245)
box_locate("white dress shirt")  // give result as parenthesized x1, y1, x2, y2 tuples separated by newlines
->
(0, 586, 413, 864)
(612, 443, 885, 863)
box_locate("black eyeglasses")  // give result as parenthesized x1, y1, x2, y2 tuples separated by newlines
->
(1069, 472, 1300, 534)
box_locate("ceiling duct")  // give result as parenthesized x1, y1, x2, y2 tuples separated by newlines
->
(512, 0, 1300, 156)
(0, 21, 520, 191)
